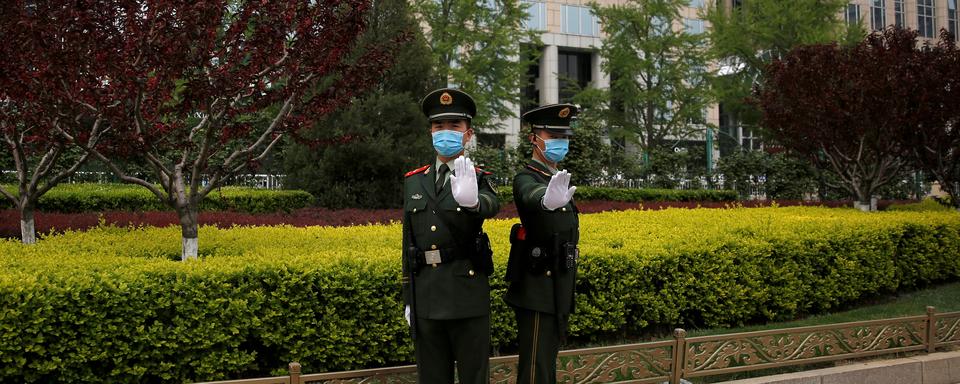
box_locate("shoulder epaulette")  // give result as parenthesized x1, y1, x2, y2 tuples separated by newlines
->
(405, 165, 430, 177)
(525, 164, 551, 177)
(474, 166, 493, 176)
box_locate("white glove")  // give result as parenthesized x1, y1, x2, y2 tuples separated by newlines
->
(450, 156, 479, 208)
(404, 305, 411, 326)
(542, 170, 577, 211)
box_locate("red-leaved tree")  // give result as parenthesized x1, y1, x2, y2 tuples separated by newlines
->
(5, 0, 401, 258)
(756, 28, 927, 211)
(0, 2, 116, 244)
(907, 31, 960, 209)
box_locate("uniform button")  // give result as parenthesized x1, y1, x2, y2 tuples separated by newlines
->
(546, 270, 552, 277)
(561, 207, 567, 212)
(412, 208, 417, 213)
(456, 207, 461, 212)
(432, 264, 438, 268)
(431, 244, 437, 250)
(468, 270, 475, 276)
(430, 225, 437, 232)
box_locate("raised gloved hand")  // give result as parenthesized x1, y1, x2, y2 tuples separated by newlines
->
(405, 305, 411, 326)
(450, 156, 479, 208)
(542, 170, 576, 211)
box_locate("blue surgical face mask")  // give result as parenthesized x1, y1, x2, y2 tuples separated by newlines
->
(432, 129, 465, 157)
(537, 136, 569, 163)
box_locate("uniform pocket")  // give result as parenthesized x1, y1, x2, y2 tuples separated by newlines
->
(404, 199, 427, 214)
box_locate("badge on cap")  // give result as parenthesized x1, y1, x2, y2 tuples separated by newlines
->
(558, 107, 570, 118)
(440, 92, 453, 105)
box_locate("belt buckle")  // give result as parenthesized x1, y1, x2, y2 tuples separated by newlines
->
(424, 250, 442, 265)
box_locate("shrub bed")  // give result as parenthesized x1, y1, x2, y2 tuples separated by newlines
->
(0, 183, 314, 213)
(1, 207, 958, 382)
(0, 200, 906, 239)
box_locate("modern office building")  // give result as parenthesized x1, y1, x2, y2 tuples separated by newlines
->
(482, 0, 956, 165)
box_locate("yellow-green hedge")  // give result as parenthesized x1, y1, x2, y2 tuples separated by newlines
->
(1, 207, 958, 382)
(0, 183, 314, 213)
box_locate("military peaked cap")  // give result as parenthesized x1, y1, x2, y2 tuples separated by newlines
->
(420, 88, 477, 122)
(522, 103, 580, 136)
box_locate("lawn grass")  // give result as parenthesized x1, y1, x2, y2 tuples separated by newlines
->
(687, 281, 960, 338)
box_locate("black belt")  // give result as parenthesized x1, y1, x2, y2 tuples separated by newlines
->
(415, 246, 471, 267)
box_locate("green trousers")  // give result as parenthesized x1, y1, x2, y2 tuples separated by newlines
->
(514, 308, 560, 384)
(414, 315, 490, 384)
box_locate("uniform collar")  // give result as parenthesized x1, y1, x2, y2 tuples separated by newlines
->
(435, 157, 457, 173)
(530, 157, 557, 175)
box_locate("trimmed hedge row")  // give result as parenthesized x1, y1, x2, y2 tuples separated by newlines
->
(1, 207, 958, 382)
(495, 186, 738, 204)
(0, 183, 314, 213)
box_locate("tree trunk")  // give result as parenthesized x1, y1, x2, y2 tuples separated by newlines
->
(177, 204, 199, 260)
(19, 204, 36, 244)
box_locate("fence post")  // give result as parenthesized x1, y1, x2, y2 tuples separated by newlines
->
(289, 362, 301, 384)
(671, 328, 687, 384)
(926, 306, 937, 353)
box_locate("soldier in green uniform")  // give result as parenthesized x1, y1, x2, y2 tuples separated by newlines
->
(505, 103, 581, 384)
(401, 88, 500, 384)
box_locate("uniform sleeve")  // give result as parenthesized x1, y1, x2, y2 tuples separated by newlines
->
(514, 172, 547, 210)
(474, 172, 500, 219)
(401, 186, 415, 308)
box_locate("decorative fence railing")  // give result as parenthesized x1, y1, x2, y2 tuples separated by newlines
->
(196, 306, 960, 384)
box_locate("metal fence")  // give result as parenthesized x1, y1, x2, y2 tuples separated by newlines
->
(196, 306, 960, 384)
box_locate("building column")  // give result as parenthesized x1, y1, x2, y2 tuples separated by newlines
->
(540, 44, 559, 105)
(591, 51, 609, 90)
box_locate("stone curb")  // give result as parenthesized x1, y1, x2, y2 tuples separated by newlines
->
(716, 350, 960, 384)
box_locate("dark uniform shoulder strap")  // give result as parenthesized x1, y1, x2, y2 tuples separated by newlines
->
(405, 165, 430, 178)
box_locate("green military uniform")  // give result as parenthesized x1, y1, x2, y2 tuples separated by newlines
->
(402, 88, 500, 384)
(505, 104, 581, 384)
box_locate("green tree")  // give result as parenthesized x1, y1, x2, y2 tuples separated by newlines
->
(704, 0, 852, 126)
(412, 0, 538, 130)
(283, 0, 435, 209)
(589, 0, 714, 161)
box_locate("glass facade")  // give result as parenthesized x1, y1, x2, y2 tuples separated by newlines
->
(522, 1, 547, 31)
(684, 18, 705, 34)
(918, 0, 936, 38)
(871, 0, 886, 31)
(846, 3, 861, 25)
(895, 0, 905, 27)
(557, 51, 591, 103)
(561, 5, 600, 36)
(950, 0, 958, 40)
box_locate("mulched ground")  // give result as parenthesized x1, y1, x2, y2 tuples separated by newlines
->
(0, 199, 903, 239)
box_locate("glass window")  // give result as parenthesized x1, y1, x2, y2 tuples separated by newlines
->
(523, 1, 546, 31)
(895, 0, 905, 27)
(684, 18, 705, 34)
(918, 0, 936, 38)
(871, 0, 886, 30)
(557, 51, 591, 102)
(950, 0, 958, 40)
(688, 0, 704, 8)
(561, 5, 599, 36)
(651, 16, 670, 36)
(846, 4, 861, 25)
